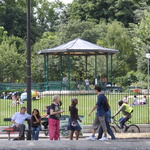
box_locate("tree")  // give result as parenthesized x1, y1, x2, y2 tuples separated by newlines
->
(96, 21, 136, 78)
(57, 20, 98, 44)
(0, 0, 40, 44)
(62, 0, 139, 26)
(0, 27, 26, 82)
(35, 0, 65, 32)
(0, 37, 26, 82)
(132, 7, 150, 74)
(32, 32, 59, 82)
(133, 0, 150, 4)
(0, 26, 7, 44)
(108, 0, 139, 27)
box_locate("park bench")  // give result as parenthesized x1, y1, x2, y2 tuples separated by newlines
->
(2, 117, 68, 141)
(2, 118, 31, 141)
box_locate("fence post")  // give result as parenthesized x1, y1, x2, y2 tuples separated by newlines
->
(67, 53, 71, 90)
(95, 53, 97, 85)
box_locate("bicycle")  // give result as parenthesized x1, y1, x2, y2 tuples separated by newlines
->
(110, 117, 140, 133)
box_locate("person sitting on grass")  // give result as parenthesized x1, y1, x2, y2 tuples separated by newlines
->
(131, 95, 138, 106)
(112, 100, 133, 132)
(11, 94, 19, 107)
(68, 98, 82, 140)
(139, 95, 147, 105)
(11, 107, 31, 140)
(123, 96, 128, 104)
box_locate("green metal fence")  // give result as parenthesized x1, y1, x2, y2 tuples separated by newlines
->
(0, 83, 150, 126)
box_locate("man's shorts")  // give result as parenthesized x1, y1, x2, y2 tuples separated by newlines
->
(92, 115, 107, 131)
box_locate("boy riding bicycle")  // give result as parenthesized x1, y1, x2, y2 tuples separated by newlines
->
(112, 100, 133, 131)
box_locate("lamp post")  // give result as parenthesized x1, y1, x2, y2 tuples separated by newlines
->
(146, 54, 150, 125)
(146, 53, 150, 91)
(26, 0, 31, 140)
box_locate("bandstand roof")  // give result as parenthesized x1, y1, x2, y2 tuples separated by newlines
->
(38, 38, 119, 55)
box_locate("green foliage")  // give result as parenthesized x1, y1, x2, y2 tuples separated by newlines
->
(35, 0, 65, 32)
(0, 26, 27, 82)
(32, 32, 59, 82)
(114, 71, 138, 87)
(0, 26, 7, 44)
(62, 0, 139, 26)
(96, 21, 136, 78)
(132, 6, 150, 74)
(0, 35, 26, 82)
(0, 0, 150, 88)
(57, 20, 98, 44)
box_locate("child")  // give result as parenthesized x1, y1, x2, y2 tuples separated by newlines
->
(31, 109, 41, 140)
(68, 98, 82, 140)
(49, 95, 64, 140)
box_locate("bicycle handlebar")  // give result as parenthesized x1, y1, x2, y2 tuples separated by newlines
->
(111, 117, 131, 124)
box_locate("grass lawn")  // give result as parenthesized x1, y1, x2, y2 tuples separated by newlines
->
(0, 93, 149, 126)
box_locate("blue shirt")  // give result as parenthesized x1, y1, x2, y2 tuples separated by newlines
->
(96, 94, 106, 116)
(11, 112, 31, 125)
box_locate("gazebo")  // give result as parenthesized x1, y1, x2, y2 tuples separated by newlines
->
(38, 38, 119, 90)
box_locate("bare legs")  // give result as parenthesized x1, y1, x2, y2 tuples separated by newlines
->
(70, 130, 80, 140)
(76, 130, 80, 140)
(70, 130, 74, 140)
(92, 129, 97, 136)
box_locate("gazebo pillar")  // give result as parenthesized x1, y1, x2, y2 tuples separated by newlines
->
(44, 54, 48, 91)
(60, 54, 63, 82)
(95, 53, 98, 85)
(106, 54, 109, 82)
(67, 53, 71, 90)
(85, 55, 88, 79)
(110, 54, 113, 84)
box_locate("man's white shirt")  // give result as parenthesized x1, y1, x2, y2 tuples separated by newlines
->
(11, 112, 31, 125)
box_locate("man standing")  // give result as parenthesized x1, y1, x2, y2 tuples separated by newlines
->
(62, 76, 68, 90)
(11, 107, 31, 140)
(86, 86, 108, 141)
(84, 78, 90, 90)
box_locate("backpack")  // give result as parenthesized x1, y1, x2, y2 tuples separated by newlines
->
(102, 94, 109, 112)
(46, 101, 62, 115)
(46, 105, 51, 115)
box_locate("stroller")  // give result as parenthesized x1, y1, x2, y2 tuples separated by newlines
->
(42, 119, 49, 136)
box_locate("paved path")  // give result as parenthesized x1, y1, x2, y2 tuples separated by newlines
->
(0, 139, 150, 150)
(1, 132, 150, 140)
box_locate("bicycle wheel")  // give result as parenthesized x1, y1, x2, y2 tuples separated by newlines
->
(110, 125, 117, 133)
(126, 125, 140, 133)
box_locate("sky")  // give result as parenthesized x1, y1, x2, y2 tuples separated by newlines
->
(48, 0, 73, 4)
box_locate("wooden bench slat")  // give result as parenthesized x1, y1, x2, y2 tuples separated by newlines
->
(4, 118, 11, 121)
(4, 118, 48, 121)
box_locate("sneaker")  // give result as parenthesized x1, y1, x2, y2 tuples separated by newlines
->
(13, 137, 19, 140)
(99, 137, 108, 141)
(86, 136, 95, 141)
(13, 136, 25, 140)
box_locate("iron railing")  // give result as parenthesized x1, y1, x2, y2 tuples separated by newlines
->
(0, 83, 149, 126)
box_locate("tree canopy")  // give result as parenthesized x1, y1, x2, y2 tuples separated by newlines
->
(0, 0, 150, 88)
